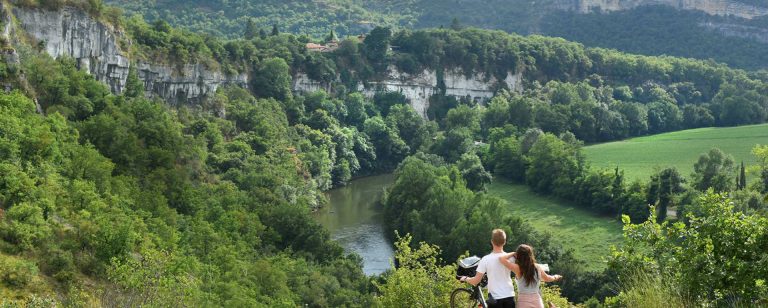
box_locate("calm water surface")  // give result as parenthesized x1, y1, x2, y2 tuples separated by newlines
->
(315, 174, 394, 276)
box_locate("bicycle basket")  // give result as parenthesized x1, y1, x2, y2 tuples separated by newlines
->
(456, 255, 481, 277)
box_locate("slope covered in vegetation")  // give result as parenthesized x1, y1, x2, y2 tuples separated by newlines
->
(105, 0, 768, 69)
(1, 1, 767, 306)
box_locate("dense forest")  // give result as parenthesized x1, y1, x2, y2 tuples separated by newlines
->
(540, 6, 768, 70)
(105, 0, 768, 69)
(1, 1, 767, 306)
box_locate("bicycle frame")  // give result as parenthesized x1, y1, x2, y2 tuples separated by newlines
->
(473, 284, 488, 308)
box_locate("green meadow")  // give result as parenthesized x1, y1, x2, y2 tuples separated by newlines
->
(584, 124, 768, 182)
(487, 181, 623, 271)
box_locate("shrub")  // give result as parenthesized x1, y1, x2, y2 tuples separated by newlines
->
(0, 203, 51, 251)
(0, 255, 39, 288)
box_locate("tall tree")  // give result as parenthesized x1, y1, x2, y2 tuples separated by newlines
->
(490, 136, 525, 182)
(363, 26, 392, 69)
(648, 167, 685, 222)
(325, 29, 338, 43)
(450, 17, 462, 31)
(525, 133, 581, 195)
(271, 23, 279, 36)
(244, 18, 259, 40)
(692, 148, 735, 192)
(457, 153, 492, 192)
(124, 64, 144, 98)
(753, 145, 768, 193)
(251, 58, 292, 101)
(738, 161, 747, 190)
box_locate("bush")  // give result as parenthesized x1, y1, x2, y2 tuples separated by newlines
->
(42, 249, 76, 284)
(374, 234, 460, 307)
(0, 255, 39, 288)
(0, 203, 51, 251)
(542, 285, 575, 308)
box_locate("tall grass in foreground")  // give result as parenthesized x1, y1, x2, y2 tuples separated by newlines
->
(606, 271, 767, 307)
(606, 270, 688, 308)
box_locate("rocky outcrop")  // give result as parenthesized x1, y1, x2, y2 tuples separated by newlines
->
(570, 0, 768, 19)
(294, 67, 523, 119)
(10, 6, 246, 105)
(701, 21, 768, 43)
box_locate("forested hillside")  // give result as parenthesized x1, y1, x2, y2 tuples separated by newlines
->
(1, 1, 767, 306)
(106, 0, 768, 69)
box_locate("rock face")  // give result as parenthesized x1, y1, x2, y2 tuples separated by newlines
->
(570, 0, 768, 19)
(294, 67, 523, 119)
(701, 21, 768, 43)
(11, 6, 247, 105)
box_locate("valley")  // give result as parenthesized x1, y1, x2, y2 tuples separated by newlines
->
(1, 0, 766, 306)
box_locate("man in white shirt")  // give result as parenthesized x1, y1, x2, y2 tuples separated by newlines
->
(459, 229, 516, 308)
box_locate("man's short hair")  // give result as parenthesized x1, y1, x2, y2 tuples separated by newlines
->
(491, 229, 506, 247)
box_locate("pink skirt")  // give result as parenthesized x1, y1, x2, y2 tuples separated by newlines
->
(517, 293, 544, 308)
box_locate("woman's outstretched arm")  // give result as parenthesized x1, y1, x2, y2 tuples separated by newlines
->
(538, 266, 562, 282)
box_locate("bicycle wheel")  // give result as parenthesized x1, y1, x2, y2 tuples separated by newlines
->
(450, 288, 480, 308)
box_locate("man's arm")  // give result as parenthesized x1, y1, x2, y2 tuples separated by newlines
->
(461, 257, 487, 286)
(461, 271, 485, 286)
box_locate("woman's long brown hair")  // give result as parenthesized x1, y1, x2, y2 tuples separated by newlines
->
(516, 244, 538, 286)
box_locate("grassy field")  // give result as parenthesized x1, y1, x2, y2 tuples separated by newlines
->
(487, 180, 623, 271)
(584, 124, 768, 182)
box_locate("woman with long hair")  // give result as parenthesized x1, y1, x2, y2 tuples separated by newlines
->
(499, 244, 562, 308)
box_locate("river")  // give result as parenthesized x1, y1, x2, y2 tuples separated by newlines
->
(315, 174, 395, 276)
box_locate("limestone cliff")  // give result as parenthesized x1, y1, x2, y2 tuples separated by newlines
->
(294, 67, 523, 119)
(701, 21, 768, 43)
(8, 5, 247, 105)
(569, 0, 768, 19)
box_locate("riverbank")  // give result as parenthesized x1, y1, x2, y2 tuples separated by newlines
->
(315, 174, 395, 275)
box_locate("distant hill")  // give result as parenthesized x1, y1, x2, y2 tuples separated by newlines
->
(105, 0, 768, 69)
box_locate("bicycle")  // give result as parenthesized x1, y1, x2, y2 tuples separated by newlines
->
(451, 256, 489, 308)
(450, 255, 553, 308)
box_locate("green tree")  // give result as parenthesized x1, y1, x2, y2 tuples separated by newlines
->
(481, 95, 510, 131)
(525, 134, 581, 195)
(692, 148, 735, 192)
(738, 161, 746, 190)
(445, 104, 481, 135)
(457, 153, 492, 192)
(124, 64, 144, 98)
(450, 17, 462, 31)
(647, 167, 685, 222)
(251, 57, 293, 101)
(647, 100, 682, 133)
(244, 18, 259, 40)
(375, 234, 460, 307)
(324, 29, 338, 43)
(344, 93, 372, 128)
(611, 192, 768, 305)
(431, 128, 473, 162)
(363, 116, 409, 170)
(386, 104, 431, 154)
(363, 26, 392, 69)
(508, 96, 535, 129)
(753, 145, 768, 193)
(490, 136, 526, 182)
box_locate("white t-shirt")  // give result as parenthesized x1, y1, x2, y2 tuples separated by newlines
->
(476, 251, 515, 300)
